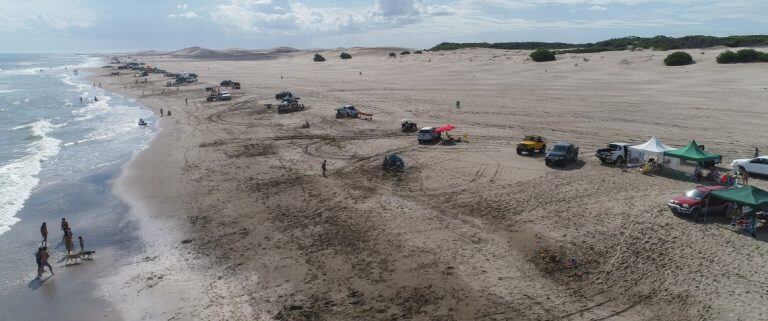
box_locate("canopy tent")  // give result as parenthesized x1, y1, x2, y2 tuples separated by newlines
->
(435, 124, 455, 133)
(710, 186, 768, 208)
(663, 140, 722, 164)
(628, 136, 674, 164)
(708, 186, 768, 228)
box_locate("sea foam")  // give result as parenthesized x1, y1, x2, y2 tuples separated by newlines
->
(0, 120, 62, 235)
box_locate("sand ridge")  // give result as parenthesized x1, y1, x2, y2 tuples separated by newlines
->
(92, 47, 768, 320)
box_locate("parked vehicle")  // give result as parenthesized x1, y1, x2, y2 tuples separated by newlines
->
(667, 186, 729, 218)
(277, 98, 305, 114)
(417, 127, 441, 144)
(731, 156, 768, 176)
(206, 87, 231, 102)
(336, 105, 359, 118)
(383, 154, 405, 172)
(401, 119, 418, 132)
(220, 80, 241, 89)
(596, 143, 630, 164)
(276, 91, 294, 100)
(516, 135, 547, 155)
(545, 142, 579, 166)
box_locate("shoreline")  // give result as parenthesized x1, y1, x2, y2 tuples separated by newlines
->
(87, 68, 255, 320)
(0, 61, 154, 321)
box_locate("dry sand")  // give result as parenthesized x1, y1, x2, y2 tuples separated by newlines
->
(91, 47, 768, 320)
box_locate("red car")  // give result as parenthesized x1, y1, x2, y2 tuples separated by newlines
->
(667, 186, 729, 218)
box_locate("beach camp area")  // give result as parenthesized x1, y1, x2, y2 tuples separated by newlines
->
(83, 47, 768, 320)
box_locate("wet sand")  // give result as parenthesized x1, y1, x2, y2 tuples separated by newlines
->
(91, 47, 768, 320)
(0, 164, 138, 321)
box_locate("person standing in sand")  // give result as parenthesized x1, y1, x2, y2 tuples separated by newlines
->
(185, 98, 188, 106)
(40, 222, 48, 245)
(742, 169, 750, 186)
(160, 108, 163, 117)
(755, 148, 759, 158)
(167, 110, 171, 117)
(322, 160, 327, 177)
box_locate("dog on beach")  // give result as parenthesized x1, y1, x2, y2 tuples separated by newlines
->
(65, 252, 82, 265)
(65, 250, 96, 265)
(81, 250, 95, 259)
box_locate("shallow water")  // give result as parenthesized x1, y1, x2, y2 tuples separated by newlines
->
(0, 54, 153, 320)
(0, 54, 152, 236)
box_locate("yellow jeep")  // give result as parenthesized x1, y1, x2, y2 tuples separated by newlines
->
(516, 135, 547, 155)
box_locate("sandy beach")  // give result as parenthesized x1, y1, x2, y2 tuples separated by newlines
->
(91, 47, 768, 320)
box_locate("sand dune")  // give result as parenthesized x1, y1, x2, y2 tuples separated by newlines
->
(130, 46, 303, 60)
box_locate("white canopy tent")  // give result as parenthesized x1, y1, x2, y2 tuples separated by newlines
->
(628, 136, 674, 165)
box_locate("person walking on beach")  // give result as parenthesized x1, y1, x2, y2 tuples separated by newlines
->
(40, 246, 53, 275)
(79, 97, 83, 103)
(40, 222, 48, 245)
(321, 160, 327, 178)
(35, 247, 43, 278)
(64, 229, 74, 254)
(160, 108, 163, 117)
(60, 218, 69, 243)
(78, 236, 85, 253)
(755, 147, 759, 158)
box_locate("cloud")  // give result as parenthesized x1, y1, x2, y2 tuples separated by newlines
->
(168, 11, 198, 18)
(0, 0, 95, 31)
(588, 5, 607, 11)
(210, 0, 453, 34)
(177, 3, 188, 10)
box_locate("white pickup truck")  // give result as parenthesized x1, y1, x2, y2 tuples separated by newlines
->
(595, 143, 630, 164)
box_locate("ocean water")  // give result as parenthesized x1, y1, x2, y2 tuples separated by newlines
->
(0, 54, 153, 236)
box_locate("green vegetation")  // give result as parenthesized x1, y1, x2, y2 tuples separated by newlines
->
(716, 49, 768, 63)
(401, 50, 411, 55)
(389, 52, 396, 58)
(664, 51, 694, 66)
(414, 50, 423, 54)
(313, 54, 326, 62)
(530, 49, 556, 62)
(428, 35, 768, 53)
(340, 52, 352, 59)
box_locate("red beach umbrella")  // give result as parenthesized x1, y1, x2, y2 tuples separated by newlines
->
(435, 124, 455, 133)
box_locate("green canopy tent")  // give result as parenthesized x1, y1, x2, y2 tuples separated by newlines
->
(709, 186, 768, 208)
(663, 140, 722, 163)
(708, 186, 768, 233)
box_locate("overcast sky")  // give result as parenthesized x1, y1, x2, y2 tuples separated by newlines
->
(1, 0, 766, 53)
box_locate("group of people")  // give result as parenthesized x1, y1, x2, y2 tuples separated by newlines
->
(160, 108, 171, 117)
(35, 218, 89, 278)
